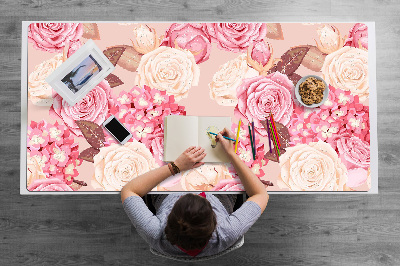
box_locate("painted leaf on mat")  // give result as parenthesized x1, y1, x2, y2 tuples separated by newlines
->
(117, 45, 143, 72)
(264, 149, 286, 163)
(287, 72, 302, 86)
(265, 23, 284, 40)
(103, 46, 126, 66)
(301, 45, 327, 72)
(268, 46, 310, 76)
(274, 121, 291, 149)
(82, 23, 100, 40)
(105, 73, 124, 88)
(259, 179, 274, 186)
(70, 179, 88, 190)
(260, 120, 291, 149)
(75, 120, 105, 149)
(78, 147, 100, 163)
(73, 179, 88, 186)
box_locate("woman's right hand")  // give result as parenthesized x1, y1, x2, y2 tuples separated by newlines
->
(216, 128, 236, 157)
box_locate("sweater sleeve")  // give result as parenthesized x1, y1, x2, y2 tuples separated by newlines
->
(123, 195, 162, 245)
(217, 200, 262, 247)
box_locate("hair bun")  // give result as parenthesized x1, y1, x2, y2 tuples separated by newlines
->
(177, 219, 188, 231)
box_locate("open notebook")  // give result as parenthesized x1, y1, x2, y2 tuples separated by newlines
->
(164, 116, 232, 163)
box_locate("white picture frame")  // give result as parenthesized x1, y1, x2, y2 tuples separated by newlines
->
(45, 39, 115, 106)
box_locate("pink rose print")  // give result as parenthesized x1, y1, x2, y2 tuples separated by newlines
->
(251, 40, 272, 67)
(347, 168, 369, 188)
(337, 136, 370, 169)
(106, 85, 186, 163)
(27, 120, 82, 187)
(345, 23, 368, 50)
(50, 80, 114, 136)
(67, 40, 82, 58)
(203, 23, 268, 52)
(161, 23, 212, 64)
(142, 127, 164, 166)
(235, 72, 294, 136)
(213, 178, 245, 191)
(28, 178, 74, 191)
(28, 23, 83, 53)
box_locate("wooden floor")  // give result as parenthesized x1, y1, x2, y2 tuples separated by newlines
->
(1, 0, 399, 265)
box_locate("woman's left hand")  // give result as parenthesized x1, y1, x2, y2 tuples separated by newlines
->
(174, 146, 207, 172)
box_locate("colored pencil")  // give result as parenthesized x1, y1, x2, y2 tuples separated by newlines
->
(207, 132, 237, 142)
(266, 119, 272, 153)
(234, 119, 241, 153)
(269, 119, 281, 158)
(248, 125, 256, 160)
(270, 112, 281, 149)
(251, 119, 256, 159)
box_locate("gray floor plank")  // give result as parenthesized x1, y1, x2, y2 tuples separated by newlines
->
(1, 0, 400, 265)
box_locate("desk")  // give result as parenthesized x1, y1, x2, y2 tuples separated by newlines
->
(20, 22, 377, 194)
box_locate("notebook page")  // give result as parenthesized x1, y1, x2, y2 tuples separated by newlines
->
(163, 115, 199, 162)
(198, 116, 231, 163)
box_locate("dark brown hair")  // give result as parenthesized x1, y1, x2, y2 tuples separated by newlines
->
(165, 193, 217, 250)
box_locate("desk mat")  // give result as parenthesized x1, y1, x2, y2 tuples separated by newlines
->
(23, 22, 375, 192)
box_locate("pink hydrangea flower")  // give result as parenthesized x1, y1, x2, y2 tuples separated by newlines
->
(28, 23, 83, 53)
(289, 86, 369, 148)
(105, 85, 186, 162)
(27, 120, 82, 187)
(161, 23, 212, 64)
(130, 120, 156, 142)
(27, 127, 50, 151)
(203, 23, 268, 52)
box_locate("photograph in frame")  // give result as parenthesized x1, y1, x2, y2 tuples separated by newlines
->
(46, 39, 114, 106)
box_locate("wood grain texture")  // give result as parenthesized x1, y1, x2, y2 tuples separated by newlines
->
(1, 0, 400, 265)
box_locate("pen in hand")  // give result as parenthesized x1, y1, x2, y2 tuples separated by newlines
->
(207, 132, 237, 142)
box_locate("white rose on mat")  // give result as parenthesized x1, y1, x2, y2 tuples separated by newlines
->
(181, 164, 232, 191)
(278, 141, 348, 191)
(209, 54, 258, 106)
(93, 141, 158, 191)
(27, 152, 47, 186)
(28, 54, 63, 106)
(135, 46, 200, 101)
(322, 46, 369, 102)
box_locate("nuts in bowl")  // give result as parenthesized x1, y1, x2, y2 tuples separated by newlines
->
(295, 75, 329, 108)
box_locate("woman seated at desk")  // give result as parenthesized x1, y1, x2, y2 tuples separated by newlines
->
(121, 128, 269, 258)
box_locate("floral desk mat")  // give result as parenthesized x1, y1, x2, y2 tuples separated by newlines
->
(22, 22, 376, 193)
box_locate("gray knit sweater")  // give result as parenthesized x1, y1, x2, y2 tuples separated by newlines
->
(123, 192, 262, 257)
